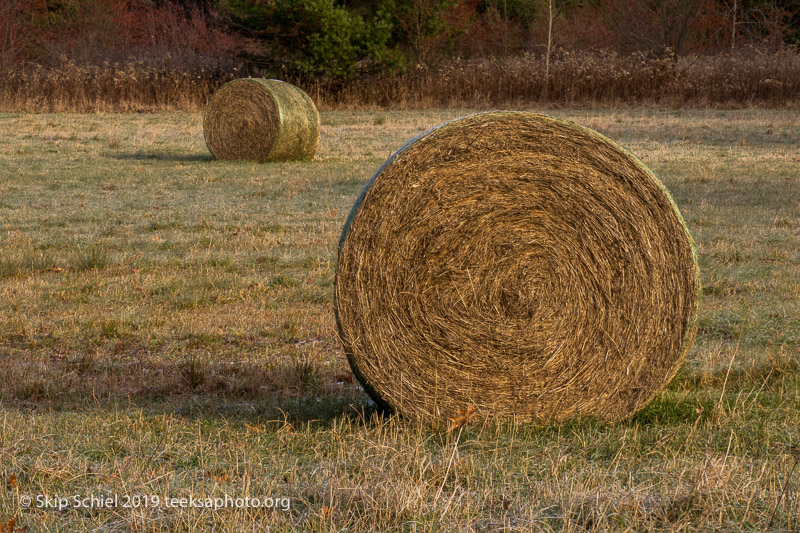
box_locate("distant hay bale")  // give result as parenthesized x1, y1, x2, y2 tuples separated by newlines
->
(335, 112, 700, 425)
(203, 78, 319, 162)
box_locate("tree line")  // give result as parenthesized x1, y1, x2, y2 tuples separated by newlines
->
(1, 0, 797, 80)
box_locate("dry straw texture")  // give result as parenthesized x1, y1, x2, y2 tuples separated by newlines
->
(203, 78, 319, 162)
(335, 112, 700, 425)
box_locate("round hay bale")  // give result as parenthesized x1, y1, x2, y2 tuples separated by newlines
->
(203, 78, 319, 162)
(335, 112, 700, 425)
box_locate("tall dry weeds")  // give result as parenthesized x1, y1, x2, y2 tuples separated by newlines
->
(0, 61, 243, 113)
(0, 47, 798, 112)
(322, 47, 800, 108)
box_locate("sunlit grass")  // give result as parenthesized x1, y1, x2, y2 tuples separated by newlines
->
(0, 109, 798, 531)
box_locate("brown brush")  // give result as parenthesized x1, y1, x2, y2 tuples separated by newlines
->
(203, 78, 319, 162)
(335, 112, 700, 426)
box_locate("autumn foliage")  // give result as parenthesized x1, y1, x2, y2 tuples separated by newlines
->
(0, 0, 798, 110)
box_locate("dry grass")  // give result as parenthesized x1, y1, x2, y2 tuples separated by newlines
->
(0, 108, 798, 531)
(325, 48, 800, 109)
(1, 48, 799, 113)
(0, 62, 240, 113)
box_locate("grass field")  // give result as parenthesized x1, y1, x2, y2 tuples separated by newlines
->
(0, 108, 798, 532)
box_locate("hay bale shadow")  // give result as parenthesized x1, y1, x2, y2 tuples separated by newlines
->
(0, 346, 384, 425)
(110, 152, 213, 162)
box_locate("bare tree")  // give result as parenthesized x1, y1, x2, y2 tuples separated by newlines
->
(603, 0, 705, 58)
(539, 0, 579, 98)
(719, 0, 793, 51)
(543, 0, 553, 99)
(0, 0, 29, 71)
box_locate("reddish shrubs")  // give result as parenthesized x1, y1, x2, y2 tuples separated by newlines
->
(0, 0, 797, 111)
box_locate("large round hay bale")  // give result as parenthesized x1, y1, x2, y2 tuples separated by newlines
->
(335, 112, 700, 425)
(203, 78, 319, 162)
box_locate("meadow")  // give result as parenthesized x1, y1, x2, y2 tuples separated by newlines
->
(0, 108, 798, 531)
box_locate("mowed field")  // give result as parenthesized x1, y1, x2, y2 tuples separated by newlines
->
(0, 108, 798, 531)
